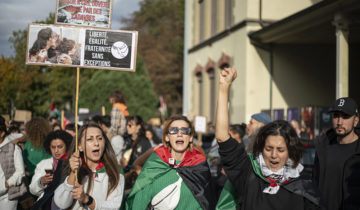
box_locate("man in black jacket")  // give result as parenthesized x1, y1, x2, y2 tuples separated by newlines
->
(313, 97, 360, 210)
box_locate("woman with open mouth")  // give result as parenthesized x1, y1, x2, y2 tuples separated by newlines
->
(215, 67, 321, 210)
(126, 115, 215, 210)
(54, 124, 124, 209)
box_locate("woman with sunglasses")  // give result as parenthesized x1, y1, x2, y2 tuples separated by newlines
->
(126, 116, 215, 210)
(215, 67, 321, 210)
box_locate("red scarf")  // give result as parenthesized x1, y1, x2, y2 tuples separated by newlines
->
(81, 157, 104, 177)
(154, 145, 206, 167)
(265, 177, 290, 187)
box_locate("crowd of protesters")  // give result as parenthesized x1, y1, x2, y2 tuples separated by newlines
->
(1, 69, 360, 209)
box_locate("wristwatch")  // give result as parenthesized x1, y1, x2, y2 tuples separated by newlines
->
(83, 194, 93, 206)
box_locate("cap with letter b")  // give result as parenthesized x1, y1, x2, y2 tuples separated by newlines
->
(329, 97, 358, 116)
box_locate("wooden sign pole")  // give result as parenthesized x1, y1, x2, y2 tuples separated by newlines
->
(102, 106, 106, 116)
(61, 110, 64, 129)
(75, 67, 80, 184)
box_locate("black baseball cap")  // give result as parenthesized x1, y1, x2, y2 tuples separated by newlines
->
(329, 97, 358, 116)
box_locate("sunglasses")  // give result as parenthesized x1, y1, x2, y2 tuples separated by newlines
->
(168, 127, 191, 135)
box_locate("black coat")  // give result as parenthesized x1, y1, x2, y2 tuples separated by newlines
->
(219, 138, 321, 210)
(31, 159, 68, 210)
(313, 128, 360, 209)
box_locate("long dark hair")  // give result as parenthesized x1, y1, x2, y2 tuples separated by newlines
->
(0, 116, 9, 140)
(127, 115, 146, 148)
(162, 116, 195, 152)
(29, 28, 52, 56)
(64, 124, 120, 197)
(252, 120, 305, 167)
(145, 125, 162, 144)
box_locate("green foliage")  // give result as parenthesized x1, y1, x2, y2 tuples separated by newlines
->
(2, 10, 161, 121)
(0, 57, 20, 113)
(122, 0, 184, 115)
(79, 57, 158, 122)
(1, 13, 96, 117)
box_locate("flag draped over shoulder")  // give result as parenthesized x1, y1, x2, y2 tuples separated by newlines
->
(126, 146, 215, 210)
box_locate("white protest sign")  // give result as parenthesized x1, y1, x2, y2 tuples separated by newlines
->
(194, 116, 207, 133)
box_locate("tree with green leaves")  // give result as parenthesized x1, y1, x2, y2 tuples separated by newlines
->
(122, 0, 184, 116)
(1, 13, 95, 117)
(79, 57, 158, 122)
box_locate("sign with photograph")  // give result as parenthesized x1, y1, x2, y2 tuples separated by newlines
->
(55, 0, 113, 28)
(194, 116, 207, 133)
(26, 24, 138, 71)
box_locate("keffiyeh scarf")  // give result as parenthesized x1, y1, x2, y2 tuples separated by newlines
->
(256, 153, 303, 194)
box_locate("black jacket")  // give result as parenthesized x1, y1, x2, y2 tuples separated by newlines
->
(313, 128, 360, 209)
(123, 135, 152, 172)
(31, 159, 68, 210)
(219, 138, 321, 210)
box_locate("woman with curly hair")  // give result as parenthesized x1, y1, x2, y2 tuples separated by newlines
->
(22, 117, 52, 179)
(29, 130, 73, 206)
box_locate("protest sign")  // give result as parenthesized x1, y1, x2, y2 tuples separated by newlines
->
(26, 24, 138, 71)
(1, 115, 10, 122)
(55, 0, 113, 28)
(194, 116, 207, 133)
(14, 110, 32, 123)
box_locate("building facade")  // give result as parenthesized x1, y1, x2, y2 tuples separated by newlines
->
(183, 0, 360, 130)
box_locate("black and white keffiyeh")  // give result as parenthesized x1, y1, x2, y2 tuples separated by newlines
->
(256, 153, 303, 194)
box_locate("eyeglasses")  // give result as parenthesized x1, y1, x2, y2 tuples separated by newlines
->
(168, 127, 191, 135)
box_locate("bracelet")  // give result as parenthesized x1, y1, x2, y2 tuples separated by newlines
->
(82, 194, 93, 206)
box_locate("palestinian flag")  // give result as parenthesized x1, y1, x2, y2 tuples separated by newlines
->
(216, 180, 238, 210)
(126, 145, 215, 210)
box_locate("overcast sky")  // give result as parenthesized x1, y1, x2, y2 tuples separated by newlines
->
(0, 0, 141, 57)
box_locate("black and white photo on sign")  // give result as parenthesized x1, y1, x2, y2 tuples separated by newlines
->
(27, 25, 81, 65)
(26, 24, 138, 71)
